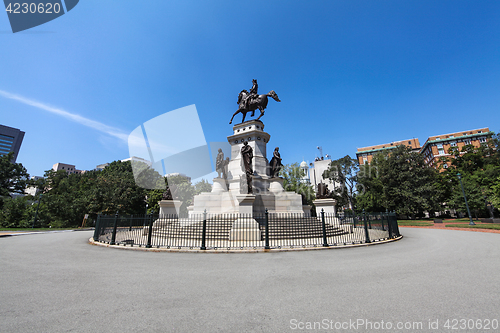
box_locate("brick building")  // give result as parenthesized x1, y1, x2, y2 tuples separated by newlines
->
(356, 138, 420, 165)
(420, 127, 492, 169)
(356, 127, 493, 170)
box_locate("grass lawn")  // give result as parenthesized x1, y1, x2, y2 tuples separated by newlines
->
(445, 224, 500, 230)
(397, 221, 434, 226)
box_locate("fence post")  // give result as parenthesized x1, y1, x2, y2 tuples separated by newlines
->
(321, 209, 329, 247)
(391, 211, 400, 237)
(352, 212, 357, 228)
(93, 214, 100, 241)
(145, 214, 154, 248)
(363, 210, 371, 243)
(387, 211, 393, 239)
(110, 211, 119, 245)
(201, 209, 207, 250)
(264, 209, 270, 249)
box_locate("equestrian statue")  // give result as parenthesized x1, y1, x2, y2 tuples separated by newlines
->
(229, 79, 281, 124)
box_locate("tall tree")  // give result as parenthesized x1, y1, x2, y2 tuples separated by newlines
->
(357, 146, 441, 217)
(0, 152, 29, 200)
(280, 163, 315, 205)
(440, 133, 500, 217)
(323, 155, 359, 210)
(356, 160, 386, 212)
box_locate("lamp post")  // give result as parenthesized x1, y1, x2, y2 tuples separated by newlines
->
(457, 173, 475, 225)
(32, 193, 43, 228)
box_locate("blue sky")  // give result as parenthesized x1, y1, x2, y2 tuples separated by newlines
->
(1, 0, 499, 178)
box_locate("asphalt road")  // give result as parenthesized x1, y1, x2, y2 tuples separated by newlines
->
(1, 228, 499, 333)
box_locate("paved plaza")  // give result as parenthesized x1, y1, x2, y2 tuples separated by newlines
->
(1, 228, 499, 332)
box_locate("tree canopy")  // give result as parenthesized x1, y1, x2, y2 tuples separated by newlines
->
(323, 155, 358, 210)
(0, 159, 214, 228)
(0, 152, 29, 199)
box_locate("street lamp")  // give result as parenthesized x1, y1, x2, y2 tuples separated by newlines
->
(32, 193, 43, 228)
(457, 173, 475, 225)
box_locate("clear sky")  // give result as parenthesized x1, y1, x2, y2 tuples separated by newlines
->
(1, 0, 499, 178)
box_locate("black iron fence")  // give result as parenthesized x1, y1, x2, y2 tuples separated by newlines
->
(93, 210, 400, 250)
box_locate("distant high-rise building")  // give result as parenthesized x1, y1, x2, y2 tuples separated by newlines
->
(0, 124, 25, 162)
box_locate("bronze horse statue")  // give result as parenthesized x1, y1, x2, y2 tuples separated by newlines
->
(229, 90, 281, 124)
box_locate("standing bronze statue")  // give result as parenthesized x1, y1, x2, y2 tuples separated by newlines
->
(162, 185, 174, 200)
(229, 79, 281, 124)
(216, 148, 224, 178)
(269, 147, 282, 178)
(223, 157, 230, 189)
(241, 141, 253, 194)
(316, 183, 330, 199)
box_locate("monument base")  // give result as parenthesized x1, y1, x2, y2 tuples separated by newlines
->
(159, 200, 182, 216)
(313, 198, 337, 217)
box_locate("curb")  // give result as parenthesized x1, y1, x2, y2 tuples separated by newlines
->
(0, 229, 93, 238)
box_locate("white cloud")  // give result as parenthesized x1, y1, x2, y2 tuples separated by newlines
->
(0, 89, 128, 142)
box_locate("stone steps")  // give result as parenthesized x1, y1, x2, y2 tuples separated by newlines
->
(151, 217, 349, 240)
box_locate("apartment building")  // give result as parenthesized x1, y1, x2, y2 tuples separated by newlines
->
(356, 127, 493, 170)
(356, 138, 421, 165)
(420, 127, 492, 169)
(52, 163, 84, 175)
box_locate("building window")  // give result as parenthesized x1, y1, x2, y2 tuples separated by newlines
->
(480, 137, 487, 143)
(464, 139, 471, 145)
(443, 164, 448, 169)
(450, 141, 457, 147)
(436, 144, 444, 155)
(478, 131, 482, 133)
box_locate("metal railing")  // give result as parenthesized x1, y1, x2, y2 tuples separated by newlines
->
(93, 210, 400, 250)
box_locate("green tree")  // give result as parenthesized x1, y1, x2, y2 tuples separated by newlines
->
(0, 152, 29, 203)
(440, 134, 500, 217)
(280, 163, 315, 206)
(323, 155, 359, 210)
(356, 161, 385, 212)
(0, 196, 34, 228)
(194, 179, 212, 194)
(491, 176, 500, 209)
(165, 174, 196, 215)
(357, 146, 441, 217)
(89, 161, 146, 216)
(382, 146, 440, 217)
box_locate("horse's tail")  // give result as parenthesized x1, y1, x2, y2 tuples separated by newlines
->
(268, 90, 281, 102)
